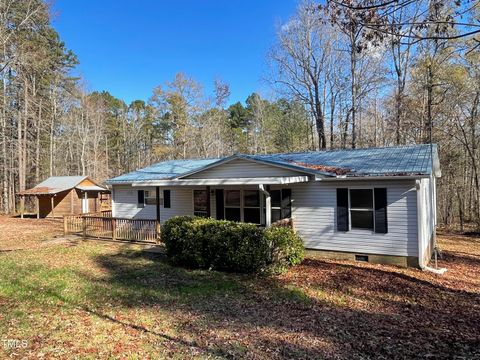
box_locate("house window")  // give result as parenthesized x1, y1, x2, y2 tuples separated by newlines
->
(244, 190, 260, 224)
(267, 189, 292, 223)
(144, 190, 158, 205)
(349, 189, 374, 230)
(193, 190, 208, 217)
(224, 190, 241, 221)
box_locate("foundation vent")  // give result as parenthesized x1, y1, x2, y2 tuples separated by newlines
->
(355, 255, 369, 262)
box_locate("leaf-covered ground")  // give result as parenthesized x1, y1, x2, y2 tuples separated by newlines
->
(0, 216, 478, 359)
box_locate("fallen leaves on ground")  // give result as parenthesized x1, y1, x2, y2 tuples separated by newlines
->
(0, 217, 478, 359)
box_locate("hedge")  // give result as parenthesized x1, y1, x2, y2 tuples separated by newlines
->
(162, 216, 305, 274)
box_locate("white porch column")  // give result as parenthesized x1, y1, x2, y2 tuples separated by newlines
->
(259, 184, 271, 227)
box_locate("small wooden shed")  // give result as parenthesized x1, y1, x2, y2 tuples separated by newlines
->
(18, 176, 110, 218)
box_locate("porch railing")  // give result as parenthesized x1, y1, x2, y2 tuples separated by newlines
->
(271, 217, 294, 230)
(64, 213, 160, 243)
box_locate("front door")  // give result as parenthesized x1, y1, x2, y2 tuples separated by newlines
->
(82, 193, 89, 213)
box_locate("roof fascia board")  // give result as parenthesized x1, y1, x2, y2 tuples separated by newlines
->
(132, 176, 311, 187)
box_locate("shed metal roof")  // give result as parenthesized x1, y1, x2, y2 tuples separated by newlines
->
(106, 144, 440, 184)
(20, 176, 107, 195)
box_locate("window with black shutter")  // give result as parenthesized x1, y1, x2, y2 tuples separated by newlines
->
(374, 188, 388, 233)
(350, 189, 374, 230)
(163, 190, 171, 208)
(336, 188, 388, 232)
(215, 189, 224, 220)
(336, 188, 349, 231)
(137, 190, 145, 208)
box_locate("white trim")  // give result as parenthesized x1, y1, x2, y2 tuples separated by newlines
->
(348, 188, 375, 232)
(416, 180, 425, 269)
(132, 176, 310, 187)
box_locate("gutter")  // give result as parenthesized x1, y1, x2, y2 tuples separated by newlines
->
(316, 174, 430, 181)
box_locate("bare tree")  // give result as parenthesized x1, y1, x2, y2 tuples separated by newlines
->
(269, 1, 335, 149)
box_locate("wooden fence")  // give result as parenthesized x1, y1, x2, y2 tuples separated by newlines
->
(64, 212, 159, 243)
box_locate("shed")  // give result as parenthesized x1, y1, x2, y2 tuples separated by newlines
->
(18, 176, 110, 218)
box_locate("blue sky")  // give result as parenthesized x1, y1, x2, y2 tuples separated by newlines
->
(51, 0, 298, 105)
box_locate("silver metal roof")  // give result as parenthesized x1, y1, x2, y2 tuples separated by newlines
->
(106, 144, 440, 184)
(21, 176, 107, 195)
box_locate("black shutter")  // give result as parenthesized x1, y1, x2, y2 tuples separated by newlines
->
(215, 189, 224, 220)
(163, 190, 171, 208)
(374, 188, 388, 233)
(137, 190, 145, 208)
(336, 188, 349, 231)
(281, 189, 292, 219)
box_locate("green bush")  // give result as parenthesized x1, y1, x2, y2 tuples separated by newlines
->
(162, 216, 304, 274)
(264, 226, 305, 274)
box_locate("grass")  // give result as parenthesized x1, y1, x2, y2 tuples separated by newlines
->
(0, 216, 479, 359)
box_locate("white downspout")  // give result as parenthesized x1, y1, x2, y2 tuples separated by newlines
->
(111, 186, 116, 218)
(416, 179, 447, 274)
(259, 184, 271, 227)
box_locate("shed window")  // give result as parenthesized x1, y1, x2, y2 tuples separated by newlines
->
(193, 190, 208, 217)
(349, 189, 374, 230)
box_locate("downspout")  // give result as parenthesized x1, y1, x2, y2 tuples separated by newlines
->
(416, 179, 447, 274)
(259, 184, 271, 227)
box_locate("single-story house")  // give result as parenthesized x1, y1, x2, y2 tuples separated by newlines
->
(18, 176, 110, 218)
(106, 144, 440, 268)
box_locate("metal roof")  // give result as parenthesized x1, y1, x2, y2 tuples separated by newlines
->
(20, 176, 107, 195)
(106, 144, 440, 184)
(107, 158, 221, 184)
(252, 144, 440, 177)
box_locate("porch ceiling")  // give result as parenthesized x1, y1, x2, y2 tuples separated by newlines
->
(131, 176, 310, 187)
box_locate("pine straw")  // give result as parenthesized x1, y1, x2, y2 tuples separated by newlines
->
(0, 218, 478, 359)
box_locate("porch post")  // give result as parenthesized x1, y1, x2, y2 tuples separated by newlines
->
(36, 196, 40, 219)
(155, 186, 161, 242)
(20, 195, 24, 219)
(259, 185, 271, 227)
(155, 186, 160, 223)
(206, 186, 211, 217)
(51, 195, 55, 218)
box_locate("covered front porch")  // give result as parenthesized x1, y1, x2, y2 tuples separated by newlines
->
(131, 175, 310, 227)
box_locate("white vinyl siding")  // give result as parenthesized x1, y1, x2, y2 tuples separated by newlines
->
(112, 179, 421, 258)
(185, 158, 305, 179)
(291, 180, 419, 257)
(112, 185, 193, 224)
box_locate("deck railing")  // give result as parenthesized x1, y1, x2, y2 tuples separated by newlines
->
(64, 213, 159, 243)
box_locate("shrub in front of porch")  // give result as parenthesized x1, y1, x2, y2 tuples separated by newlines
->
(162, 216, 304, 274)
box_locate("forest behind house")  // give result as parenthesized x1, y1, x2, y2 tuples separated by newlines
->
(1, 0, 479, 230)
